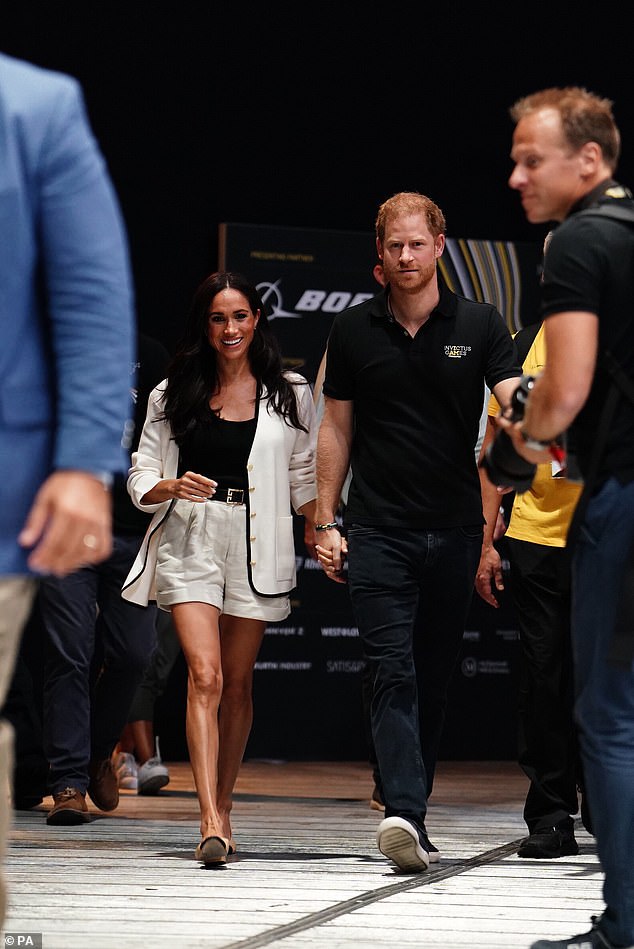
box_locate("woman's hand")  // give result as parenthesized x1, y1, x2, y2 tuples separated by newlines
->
(171, 471, 217, 501)
(141, 471, 217, 505)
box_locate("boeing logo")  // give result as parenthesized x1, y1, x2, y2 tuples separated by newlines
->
(257, 280, 300, 319)
(257, 278, 373, 320)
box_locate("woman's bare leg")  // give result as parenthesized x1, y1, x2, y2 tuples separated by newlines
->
(171, 602, 223, 842)
(216, 615, 266, 845)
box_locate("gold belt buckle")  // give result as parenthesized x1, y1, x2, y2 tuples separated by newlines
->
(226, 488, 243, 504)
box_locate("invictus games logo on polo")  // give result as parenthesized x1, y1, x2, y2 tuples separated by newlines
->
(444, 345, 472, 359)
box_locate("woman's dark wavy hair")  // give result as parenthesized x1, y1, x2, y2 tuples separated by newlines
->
(160, 271, 307, 444)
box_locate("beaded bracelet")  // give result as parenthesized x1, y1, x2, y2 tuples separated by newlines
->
(314, 522, 339, 531)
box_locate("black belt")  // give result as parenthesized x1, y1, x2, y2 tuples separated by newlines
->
(208, 487, 245, 504)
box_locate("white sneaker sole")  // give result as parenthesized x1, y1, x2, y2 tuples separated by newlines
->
(377, 817, 430, 872)
(118, 776, 138, 790)
(137, 773, 169, 796)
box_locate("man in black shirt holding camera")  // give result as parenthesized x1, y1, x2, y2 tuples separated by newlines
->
(491, 88, 634, 949)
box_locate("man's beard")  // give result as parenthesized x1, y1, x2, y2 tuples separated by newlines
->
(384, 260, 436, 293)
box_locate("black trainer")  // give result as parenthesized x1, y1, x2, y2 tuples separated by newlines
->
(518, 826, 579, 858)
(376, 816, 430, 872)
(420, 824, 441, 863)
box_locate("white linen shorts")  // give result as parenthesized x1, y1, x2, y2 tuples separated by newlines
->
(155, 498, 290, 621)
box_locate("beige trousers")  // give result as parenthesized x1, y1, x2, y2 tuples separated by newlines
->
(0, 576, 37, 929)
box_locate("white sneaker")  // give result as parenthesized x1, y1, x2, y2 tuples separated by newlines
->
(137, 737, 169, 796)
(376, 816, 430, 872)
(113, 751, 138, 791)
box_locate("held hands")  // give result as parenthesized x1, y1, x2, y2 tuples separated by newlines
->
(19, 470, 113, 577)
(315, 527, 348, 584)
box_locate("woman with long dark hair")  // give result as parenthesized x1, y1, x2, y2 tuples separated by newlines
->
(122, 272, 317, 864)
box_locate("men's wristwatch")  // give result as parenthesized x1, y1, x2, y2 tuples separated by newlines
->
(520, 429, 554, 451)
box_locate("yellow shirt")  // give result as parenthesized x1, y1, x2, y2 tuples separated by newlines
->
(488, 324, 582, 547)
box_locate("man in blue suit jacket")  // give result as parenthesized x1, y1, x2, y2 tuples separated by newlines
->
(0, 52, 134, 926)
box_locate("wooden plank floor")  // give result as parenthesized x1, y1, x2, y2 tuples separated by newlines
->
(3, 760, 603, 948)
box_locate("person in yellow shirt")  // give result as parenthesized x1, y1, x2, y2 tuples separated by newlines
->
(477, 320, 590, 858)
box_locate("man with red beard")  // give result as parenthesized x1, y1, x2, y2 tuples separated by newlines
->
(314, 191, 521, 872)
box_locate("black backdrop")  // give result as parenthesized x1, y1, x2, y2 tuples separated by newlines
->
(2, 11, 632, 358)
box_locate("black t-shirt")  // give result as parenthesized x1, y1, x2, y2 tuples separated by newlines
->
(113, 333, 171, 535)
(323, 280, 521, 528)
(179, 412, 256, 490)
(541, 186, 634, 486)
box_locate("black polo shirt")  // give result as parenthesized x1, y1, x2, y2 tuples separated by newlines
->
(541, 183, 634, 486)
(323, 280, 521, 528)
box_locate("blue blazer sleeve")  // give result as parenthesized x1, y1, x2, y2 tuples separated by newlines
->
(37, 72, 136, 474)
(0, 54, 135, 574)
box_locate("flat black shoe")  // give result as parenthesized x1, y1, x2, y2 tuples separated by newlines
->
(518, 827, 579, 859)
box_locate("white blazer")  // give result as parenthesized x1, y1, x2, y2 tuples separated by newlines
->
(122, 372, 317, 606)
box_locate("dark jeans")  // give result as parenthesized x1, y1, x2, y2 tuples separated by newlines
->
(39, 534, 158, 795)
(347, 523, 482, 829)
(506, 537, 581, 833)
(572, 477, 634, 947)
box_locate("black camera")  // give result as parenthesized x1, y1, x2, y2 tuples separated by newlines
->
(480, 375, 537, 493)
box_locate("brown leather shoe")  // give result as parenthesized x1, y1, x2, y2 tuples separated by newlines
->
(88, 758, 119, 812)
(46, 787, 89, 825)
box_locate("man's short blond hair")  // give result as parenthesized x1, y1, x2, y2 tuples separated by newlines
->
(510, 87, 620, 172)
